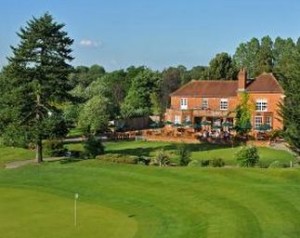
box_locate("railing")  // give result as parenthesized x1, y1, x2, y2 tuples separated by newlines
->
(167, 108, 235, 117)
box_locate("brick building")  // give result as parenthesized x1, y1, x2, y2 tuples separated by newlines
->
(165, 69, 284, 133)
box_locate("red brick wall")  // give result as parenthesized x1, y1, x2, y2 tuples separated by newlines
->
(248, 93, 284, 130)
(171, 96, 239, 112)
(168, 92, 284, 130)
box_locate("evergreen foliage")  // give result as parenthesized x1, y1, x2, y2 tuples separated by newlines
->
(0, 13, 74, 162)
(83, 135, 105, 159)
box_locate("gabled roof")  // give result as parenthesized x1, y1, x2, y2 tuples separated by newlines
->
(246, 73, 284, 93)
(170, 72, 284, 98)
(170, 80, 238, 98)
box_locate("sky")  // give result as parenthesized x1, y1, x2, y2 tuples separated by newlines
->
(0, 0, 300, 71)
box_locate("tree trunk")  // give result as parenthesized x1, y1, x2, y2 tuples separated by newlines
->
(36, 138, 43, 163)
(36, 93, 43, 163)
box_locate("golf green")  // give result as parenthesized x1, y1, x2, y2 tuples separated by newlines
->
(0, 187, 137, 238)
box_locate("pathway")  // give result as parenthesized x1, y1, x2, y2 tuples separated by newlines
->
(5, 157, 63, 169)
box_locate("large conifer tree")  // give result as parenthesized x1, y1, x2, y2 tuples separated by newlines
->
(1, 13, 74, 162)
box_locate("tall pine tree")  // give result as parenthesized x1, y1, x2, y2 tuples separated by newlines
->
(1, 13, 74, 162)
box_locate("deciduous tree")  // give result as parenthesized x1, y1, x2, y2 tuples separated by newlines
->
(233, 38, 260, 78)
(234, 93, 253, 137)
(279, 53, 300, 151)
(208, 52, 237, 80)
(78, 95, 110, 134)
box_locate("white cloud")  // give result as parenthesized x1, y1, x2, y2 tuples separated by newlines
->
(79, 39, 102, 48)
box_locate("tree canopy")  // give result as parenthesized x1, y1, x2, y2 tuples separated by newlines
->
(0, 13, 74, 162)
(208, 52, 237, 80)
(0, 19, 299, 153)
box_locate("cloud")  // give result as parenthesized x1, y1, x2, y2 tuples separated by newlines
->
(79, 39, 102, 48)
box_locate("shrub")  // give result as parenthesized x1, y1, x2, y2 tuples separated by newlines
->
(268, 160, 281, 168)
(200, 160, 210, 167)
(0, 137, 4, 147)
(177, 143, 191, 166)
(235, 145, 259, 167)
(197, 158, 225, 167)
(83, 135, 104, 159)
(211, 158, 225, 167)
(268, 160, 290, 168)
(137, 156, 151, 165)
(188, 160, 202, 167)
(44, 139, 67, 157)
(154, 149, 170, 167)
(98, 154, 138, 164)
(257, 161, 269, 168)
(1, 125, 28, 148)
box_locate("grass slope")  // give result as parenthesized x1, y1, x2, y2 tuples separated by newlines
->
(102, 141, 295, 166)
(0, 147, 35, 168)
(0, 160, 300, 238)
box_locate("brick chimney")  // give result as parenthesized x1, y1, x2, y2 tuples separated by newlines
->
(237, 68, 247, 92)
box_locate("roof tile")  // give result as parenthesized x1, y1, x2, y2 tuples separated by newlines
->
(170, 80, 238, 97)
(170, 73, 283, 98)
(246, 73, 284, 93)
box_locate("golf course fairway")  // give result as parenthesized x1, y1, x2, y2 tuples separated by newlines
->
(0, 188, 137, 238)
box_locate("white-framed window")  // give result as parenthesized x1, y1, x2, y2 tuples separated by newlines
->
(202, 98, 208, 109)
(174, 115, 181, 124)
(220, 98, 228, 110)
(254, 116, 263, 130)
(184, 115, 191, 122)
(180, 98, 188, 110)
(265, 116, 272, 128)
(256, 99, 267, 111)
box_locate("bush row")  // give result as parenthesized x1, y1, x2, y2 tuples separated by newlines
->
(188, 158, 225, 167)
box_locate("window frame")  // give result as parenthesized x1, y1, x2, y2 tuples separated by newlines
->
(256, 99, 268, 112)
(254, 116, 263, 130)
(265, 116, 272, 128)
(174, 115, 181, 124)
(202, 98, 208, 109)
(220, 98, 228, 111)
(180, 98, 188, 110)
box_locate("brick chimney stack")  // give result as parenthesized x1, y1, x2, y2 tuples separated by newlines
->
(237, 68, 247, 92)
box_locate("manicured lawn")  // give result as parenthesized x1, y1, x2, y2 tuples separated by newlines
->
(0, 140, 295, 168)
(102, 141, 295, 166)
(0, 146, 35, 168)
(0, 160, 300, 237)
(0, 188, 136, 238)
(0, 141, 298, 237)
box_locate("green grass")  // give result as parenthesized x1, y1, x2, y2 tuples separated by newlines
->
(67, 128, 85, 138)
(0, 187, 137, 238)
(102, 141, 295, 166)
(0, 146, 35, 168)
(0, 141, 298, 237)
(0, 161, 300, 237)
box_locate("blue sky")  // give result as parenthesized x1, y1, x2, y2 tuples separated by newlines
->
(0, 0, 299, 71)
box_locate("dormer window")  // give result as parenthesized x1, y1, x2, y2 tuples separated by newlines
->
(180, 98, 188, 110)
(256, 99, 267, 111)
(220, 98, 228, 110)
